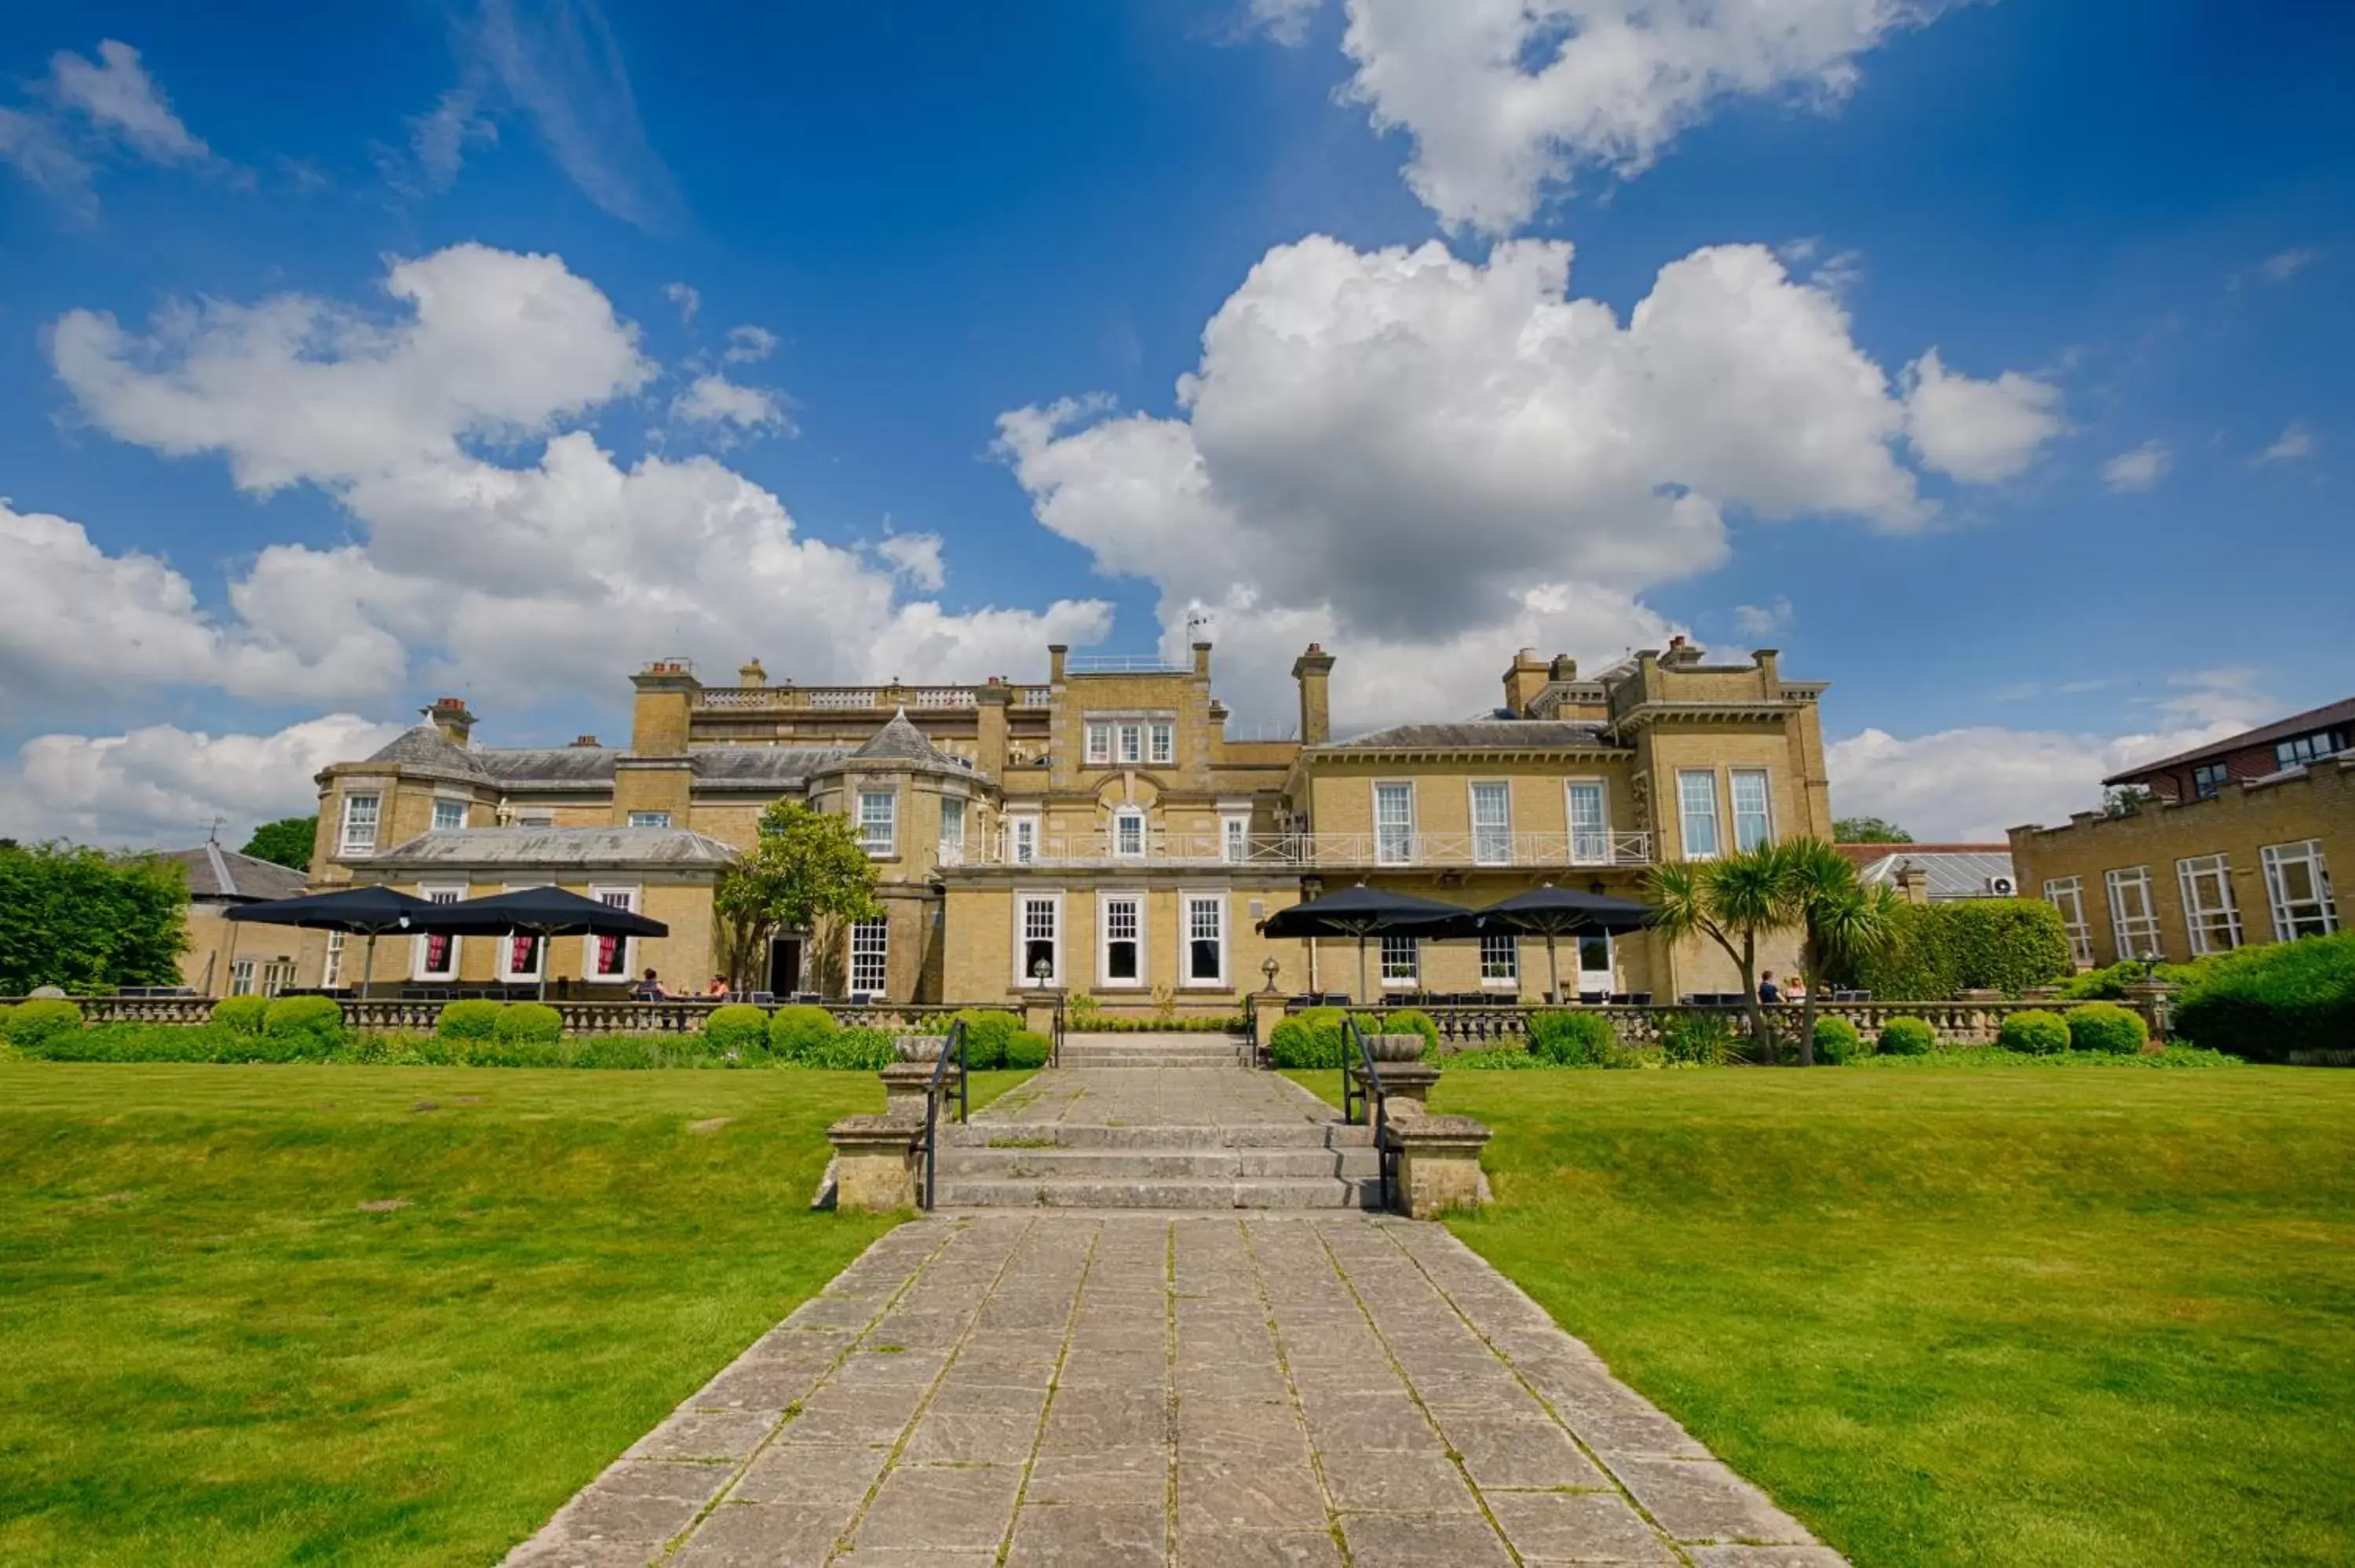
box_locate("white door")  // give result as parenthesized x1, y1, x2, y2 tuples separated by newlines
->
(1576, 932, 1614, 997)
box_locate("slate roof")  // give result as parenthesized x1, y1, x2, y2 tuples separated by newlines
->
(476, 747, 621, 786)
(459, 745, 849, 789)
(1325, 720, 1619, 751)
(687, 745, 850, 786)
(1852, 848, 2018, 901)
(2104, 695, 2355, 784)
(369, 826, 741, 869)
(159, 844, 310, 903)
(814, 709, 974, 777)
(360, 724, 496, 784)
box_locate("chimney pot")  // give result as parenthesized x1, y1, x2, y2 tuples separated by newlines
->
(572, 734, 599, 747)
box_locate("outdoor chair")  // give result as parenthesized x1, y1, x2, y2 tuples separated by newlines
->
(1579, 990, 1606, 1005)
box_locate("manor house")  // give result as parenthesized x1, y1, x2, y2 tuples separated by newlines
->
(290, 640, 1831, 1008)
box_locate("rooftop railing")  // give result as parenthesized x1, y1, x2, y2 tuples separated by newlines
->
(973, 829, 1652, 870)
(699, 684, 1048, 711)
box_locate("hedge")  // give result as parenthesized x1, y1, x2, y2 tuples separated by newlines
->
(953, 1009, 1023, 1070)
(210, 995, 268, 1035)
(767, 1005, 837, 1059)
(1996, 1008, 2071, 1056)
(1877, 1016, 1936, 1056)
(704, 1003, 771, 1056)
(2172, 932, 2355, 1062)
(264, 994, 345, 1048)
(437, 998, 504, 1040)
(1528, 1010, 1618, 1066)
(2065, 1001, 2148, 1055)
(493, 1002, 563, 1045)
(1812, 1015, 1866, 1064)
(1842, 899, 2075, 998)
(1006, 1030, 1051, 1070)
(790, 1026, 896, 1071)
(5, 997, 82, 1048)
(1268, 1008, 1348, 1070)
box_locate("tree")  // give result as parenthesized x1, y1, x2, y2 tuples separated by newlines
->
(1779, 839, 1900, 1065)
(712, 800, 882, 991)
(241, 816, 317, 872)
(2103, 786, 2156, 819)
(1647, 847, 1799, 1061)
(0, 842, 188, 993)
(1833, 816, 1913, 844)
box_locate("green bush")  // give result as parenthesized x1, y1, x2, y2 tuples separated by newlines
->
(493, 1002, 563, 1045)
(2173, 932, 2355, 1062)
(1446, 1046, 1546, 1070)
(1528, 1010, 1619, 1065)
(210, 995, 268, 1035)
(792, 1026, 896, 1070)
(436, 998, 504, 1040)
(1843, 899, 2075, 999)
(704, 1003, 771, 1056)
(5, 997, 82, 1048)
(765, 1005, 838, 1059)
(1006, 1030, 1051, 1070)
(952, 1009, 1022, 1071)
(1268, 1007, 1348, 1070)
(1996, 1008, 2071, 1056)
(1877, 1016, 1936, 1056)
(1659, 1012, 1734, 1066)
(2057, 961, 2143, 1001)
(262, 994, 344, 1049)
(1812, 1015, 1866, 1064)
(2066, 1001, 2149, 1055)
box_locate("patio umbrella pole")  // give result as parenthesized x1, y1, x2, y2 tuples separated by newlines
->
(1546, 932, 1560, 1005)
(362, 932, 377, 997)
(1357, 932, 1369, 1005)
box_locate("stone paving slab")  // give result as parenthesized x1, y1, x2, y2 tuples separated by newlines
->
(973, 1064, 1337, 1127)
(505, 1213, 1845, 1566)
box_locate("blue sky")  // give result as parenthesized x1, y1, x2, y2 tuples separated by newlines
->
(0, 0, 2346, 847)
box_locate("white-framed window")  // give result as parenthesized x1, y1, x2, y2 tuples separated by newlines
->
(2105, 866, 2162, 961)
(262, 958, 295, 997)
(1184, 893, 1226, 986)
(1677, 770, 1720, 860)
(1380, 933, 1419, 987)
(415, 884, 465, 980)
(626, 811, 672, 829)
(937, 797, 966, 866)
(858, 790, 897, 857)
(1577, 932, 1613, 990)
(2045, 877, 2093, 967)
(515, 811, 554, 828)
(2175, 855, 2243, 956)
(2262, 840, 2339, 940)
(1731, 769, 1773, 852)
(1010, 815, 1037, 865)
(1017, 893, 1061, 986)
(585, 885, 641, 981)
(1375, 782, 1415, 865)
(849, 917, 889, 996)
(1221, 815, 1249, 863)
(231, 957, 257, 996)
(432, 798, 466, 832)
(1112, 806, 1146, 858)
(1567, 780, 1608, 865)
(1100, 893, 1144, 986)
(1480, 932, 1518, 986)
(1085, 721, 1113, 765)
(322, 931, 345, 990)
(1150, 721, 1175, 765)
(1118, 722, 1144, 764)
(1471, 782, 1512, 865)
(339, 792, 381, 855)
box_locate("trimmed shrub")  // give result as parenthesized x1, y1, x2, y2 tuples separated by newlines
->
(1528, 1010, 1619, 1066)
(766, 1005, 838, 1060)
(794, 1026, 896, 1070)
(952, 1009, 1022, 1071)
(1996, 1008, 2071, 1056)
(1268, 1007, 1347, 1070)
(5, 997, 82, 1048)
(1877, 1016, 1936, 1056)
(436, 998, 504, 1040)
(1006, 1030, 1051, 1070)
(1813, 1015, 1866, 1065)
(1843, 899, 2075, 999)
(262, 994, 344, 1049)
(493, 1001, 564, 1045)
(1659, 1012, 1734, 1066)
(210, 995, 268, 1035)
(1446, 1046, 1546, 1070)
(2066, 1001, 2149, 1055)
(1374, 1008, 1441, 1057)
(704, 1003, 771, 1056)
(2174, 932, 2355, 1062)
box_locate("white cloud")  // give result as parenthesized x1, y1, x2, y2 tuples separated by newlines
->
(724, 325, 778, 363)
(46, 39, 211, 165)
(999, 234, 2044, 725)
(1901, 348, 2065, 483)
(663, 281, 700, 323)
(877, 533, 947, 592)
(1732, 596, 1792, 639)
(1247, 0, 1326, 46)
(2100, 439, 2171, 493)
(1827, 670, 2272, 841)
(0, 105, 94, 208)
(0, 715, 403, 849)
(405, 86, 498, 191)
(0, 500, 221, 703)
(670, 373, 789, 438)
(1327, 0, 1955, 232)
(2258, 421, 2314, 465)
(46, 245, 1110, 710)
(2262, 247, 2318, 283)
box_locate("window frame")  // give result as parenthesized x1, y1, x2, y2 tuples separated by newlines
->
(1378, 932, 1419, 988)
(1676, 769, 1721, 860)
(231, 957, 257, 997)
(1470, 780, 1513, 866)
(1149, 721, 1175, 765)
(2174, 854, 2243, 957)
(1565, 779, 1609, 866)
(1221, 814, 1250, 863)
(626, 810, 673, 829)
(497, 884, 551, 985)
(2276, 731, 2345, 770)
(1112, 805, 1147, 859)
(322, 930, 345, 990)
(2104, 866, 2163, 962)
(1479, 931, 1519, 988)
(339, 791, 382, 855)
(431, 797, 468, 833)
(2044, 876, 2093, 967)
(1008, 813, 1038, 865)
(1016, 892, 1063, 987)
(414, 883, 466, 980)
(848, 916, 890, 997)
(2261, 839, 2339, 940)
(1085, 721, 1113, 765)
(1117, 722, 1145, 765)
(1098, 890, 1146, 988)
(937, 796, 966, 866)
(1182, 892, 1228, 988)
(2190, 762, 2230, 800)
(583, 884, 642, 982)
(1730, 768, 1773, 852)
(1374, 780, 1416, 866)
(857, 789, 898, 858)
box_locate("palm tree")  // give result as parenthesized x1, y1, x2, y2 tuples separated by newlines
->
(1647, 848, 1798, 1061)
(1780, 839, 1900, 1065)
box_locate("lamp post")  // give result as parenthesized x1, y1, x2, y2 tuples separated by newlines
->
(1261, 955, 1281, 994)
(1031, 955, 1052, 989)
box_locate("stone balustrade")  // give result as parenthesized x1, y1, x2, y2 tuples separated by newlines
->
(23, 994, 982, 1039)
(1334, 995, 2173, 1048)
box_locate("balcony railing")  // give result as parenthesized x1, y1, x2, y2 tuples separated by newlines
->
(970, 829, 1652, 870)
(700, 684, 1051, 711)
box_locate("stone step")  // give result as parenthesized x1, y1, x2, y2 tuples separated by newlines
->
(1054, 1054, 1245, 1069)
(939, 1145, 1382, 1181)
(931, 1175, 1383, 1210)
(939, 1122, 1372, 1150)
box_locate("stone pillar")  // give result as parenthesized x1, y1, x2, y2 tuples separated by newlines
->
(826, 1116, 922, 1212)
(878, 1061, 939, 1121)
(976, 680, 1013, 778)
(1390, 1115, 1492, 1219)
(1021, 992, 1061, 1042)
(2125, 981, 2175, 1044)
(1367, 1061, 1439, 1114)
(1252, 999, 1283, 1059)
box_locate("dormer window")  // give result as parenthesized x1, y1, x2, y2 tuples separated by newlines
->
(2276, 730, 2346, 770)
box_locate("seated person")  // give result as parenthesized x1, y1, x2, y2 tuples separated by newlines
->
(704, 975, 731, 997)
(630, 968, 668, 1000)
(1757, 972, 1783, 1005)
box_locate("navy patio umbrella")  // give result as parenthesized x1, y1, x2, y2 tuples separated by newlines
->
(1257, 883, 1469, 1002)
(425, 887, 670, 1000)
(222, 884, 441, 995)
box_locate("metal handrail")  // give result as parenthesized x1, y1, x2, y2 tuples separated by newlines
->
(918, 1019, 969, 1211)
(1341, 1015, 1396, 1212)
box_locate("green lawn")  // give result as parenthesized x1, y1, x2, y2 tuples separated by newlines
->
(0, 1063, 1028, 1567)
(1289, 1066, 2355, 1567)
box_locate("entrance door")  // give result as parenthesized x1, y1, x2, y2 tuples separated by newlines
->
(767, 936, 804, 997)
(1576, 932, 1614, 998)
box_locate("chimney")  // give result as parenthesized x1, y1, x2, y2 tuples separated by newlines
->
(1291, 643, 1336, 746)
(1192, 640, 1213, 679)
(425, 697, 476, 748)
(1502, 649, 1549, 717)
(1893, 861, 1931, 906)
(1751, 648, 1781, 696)
(738, 658, 766, 687)
(1661, 635, 1703, 669)
(571, 734, 600, 748)
(1548, 655, 1578, 683)
(1048, 644, 1068, 684)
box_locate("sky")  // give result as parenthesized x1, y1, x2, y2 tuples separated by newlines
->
(0, 0, 2347, 849)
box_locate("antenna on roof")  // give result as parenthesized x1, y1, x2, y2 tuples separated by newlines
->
(207, 814, 225, 845)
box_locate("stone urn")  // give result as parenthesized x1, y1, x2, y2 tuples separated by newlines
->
(1364, 1033, 1426, 1063)
(893, 1034, 945, 1063)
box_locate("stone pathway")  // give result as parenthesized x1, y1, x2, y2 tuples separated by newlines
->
(507, 1212, 1845, 1566)
(976, 1060, 1336, 1129)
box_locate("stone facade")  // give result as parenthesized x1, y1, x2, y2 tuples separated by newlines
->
(297, 637, 1833, 1005)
